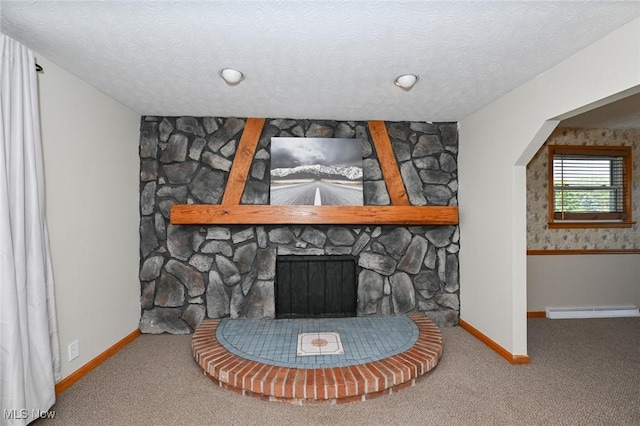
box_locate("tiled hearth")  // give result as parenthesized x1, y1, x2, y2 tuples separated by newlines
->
(192, 314, 442, 404)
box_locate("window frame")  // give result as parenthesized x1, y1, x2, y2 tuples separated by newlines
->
(547, 144, 633, 229)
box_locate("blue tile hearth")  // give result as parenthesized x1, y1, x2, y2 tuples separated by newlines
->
(216, 315, 418, 369)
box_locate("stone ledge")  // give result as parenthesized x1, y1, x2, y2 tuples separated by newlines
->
(192, 314, 442, 405)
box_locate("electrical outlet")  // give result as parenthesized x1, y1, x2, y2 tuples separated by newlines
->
(68, 340, 79, 361)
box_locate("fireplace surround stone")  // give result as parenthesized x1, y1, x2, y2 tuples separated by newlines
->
(139, 117, 459, 333)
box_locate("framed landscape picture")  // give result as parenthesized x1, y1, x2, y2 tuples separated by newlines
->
(270, 137, 364, 206)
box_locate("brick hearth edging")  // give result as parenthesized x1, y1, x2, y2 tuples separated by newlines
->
(192, 314, 443, 405)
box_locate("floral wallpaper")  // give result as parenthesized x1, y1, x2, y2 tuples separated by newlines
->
(527, 127, 640, 250)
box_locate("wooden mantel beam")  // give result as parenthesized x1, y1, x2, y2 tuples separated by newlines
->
(170, 205, 458, 226)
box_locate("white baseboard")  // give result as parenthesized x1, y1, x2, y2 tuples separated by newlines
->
(545, 306, 640, 319)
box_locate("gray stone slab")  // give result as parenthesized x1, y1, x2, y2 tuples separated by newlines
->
(139, 308, 190, 334)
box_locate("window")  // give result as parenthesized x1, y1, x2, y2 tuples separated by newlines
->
(548, 145, 633, 228)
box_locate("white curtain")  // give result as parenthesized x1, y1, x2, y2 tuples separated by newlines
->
(0, 36, 60, 425)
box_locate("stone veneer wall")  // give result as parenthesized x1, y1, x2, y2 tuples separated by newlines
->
(527, 127, 640, 250)
(139, 118, 459, 334)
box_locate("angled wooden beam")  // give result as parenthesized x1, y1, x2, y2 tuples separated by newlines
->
(221, 117, 266, 205)
(367, 121, 410, 206)
(171, 205, 458, 226)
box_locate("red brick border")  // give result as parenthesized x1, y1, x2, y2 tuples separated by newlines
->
(192, 314, 443, 405)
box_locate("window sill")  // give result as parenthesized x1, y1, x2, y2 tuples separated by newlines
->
(548, 221, 635, 229)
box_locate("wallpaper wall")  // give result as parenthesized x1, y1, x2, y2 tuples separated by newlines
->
(527, 127, 640, 250)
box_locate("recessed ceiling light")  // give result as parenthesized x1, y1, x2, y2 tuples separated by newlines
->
(219, 68, 244, 86)
(394, 74, 419, 91)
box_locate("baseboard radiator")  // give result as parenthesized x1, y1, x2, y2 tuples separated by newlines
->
(545, 306, 640, 319)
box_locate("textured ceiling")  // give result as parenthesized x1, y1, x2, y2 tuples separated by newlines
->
(560, 93, 640, 129)
(1, 1, 639, 122)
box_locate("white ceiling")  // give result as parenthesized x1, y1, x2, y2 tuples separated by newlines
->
(1, 1, 639, 122)
(559, 93, 640, 129)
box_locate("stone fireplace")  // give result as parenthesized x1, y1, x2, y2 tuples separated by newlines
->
(139, 118, 459, 334)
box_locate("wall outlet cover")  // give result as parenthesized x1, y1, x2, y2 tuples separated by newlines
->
(68, 340, 79, 361)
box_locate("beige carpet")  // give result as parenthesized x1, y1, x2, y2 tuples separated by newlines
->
(40, 318, 640, 426)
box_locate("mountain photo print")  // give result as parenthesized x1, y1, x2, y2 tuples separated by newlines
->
(270, 137, 364, 206)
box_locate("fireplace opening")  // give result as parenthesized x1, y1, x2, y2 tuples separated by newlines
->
(275, 255, 357, 319)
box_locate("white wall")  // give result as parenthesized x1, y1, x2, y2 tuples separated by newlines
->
(457, 18, 640, 357)
(37, 55, 141, 380)
(528, 254, 640, 311)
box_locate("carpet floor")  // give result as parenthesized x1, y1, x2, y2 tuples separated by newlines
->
(40, 317, 640, 426)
